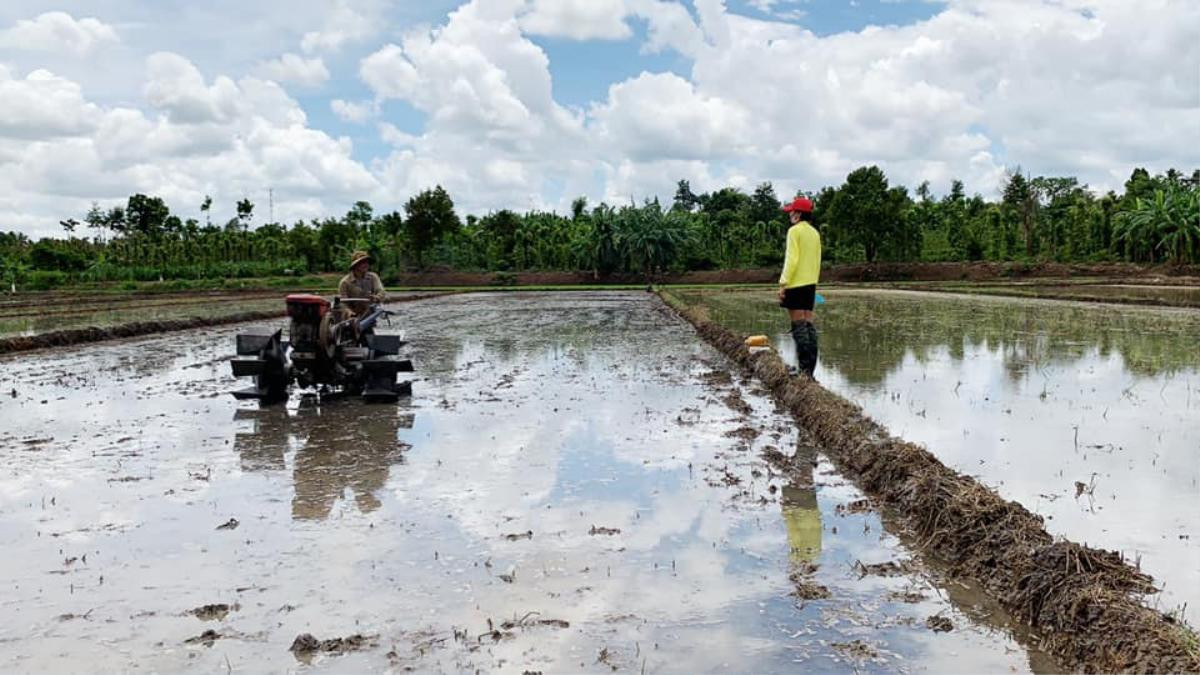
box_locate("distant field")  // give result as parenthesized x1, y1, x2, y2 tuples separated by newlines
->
(866, 278, 1200, 308)
(1, 272, 1194, 341)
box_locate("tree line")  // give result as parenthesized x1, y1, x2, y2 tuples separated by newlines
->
(1, 166, 1196, 290)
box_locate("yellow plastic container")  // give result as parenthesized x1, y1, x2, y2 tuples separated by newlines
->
(744, 335, 770, 347)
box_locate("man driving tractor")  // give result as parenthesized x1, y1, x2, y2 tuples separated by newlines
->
(338, 250, 387, 316)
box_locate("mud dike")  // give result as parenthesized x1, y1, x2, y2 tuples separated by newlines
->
(659, 290, 1200, 673)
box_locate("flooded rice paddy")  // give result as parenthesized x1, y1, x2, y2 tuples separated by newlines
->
(0, 292, 1056, 672)
(0, 290, 285, 338)
(678, 287, 1200, 625)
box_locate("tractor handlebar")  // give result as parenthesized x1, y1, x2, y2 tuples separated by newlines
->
(355, 305, 393, 333)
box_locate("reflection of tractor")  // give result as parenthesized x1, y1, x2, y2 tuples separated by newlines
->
(230, 294, 413, 402)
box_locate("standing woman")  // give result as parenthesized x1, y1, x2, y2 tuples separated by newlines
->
(777, 197, 821, 378)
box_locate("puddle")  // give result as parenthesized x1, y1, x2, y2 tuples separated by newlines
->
(677, 287, 1200, 624)
(0, 291, 1054, 671)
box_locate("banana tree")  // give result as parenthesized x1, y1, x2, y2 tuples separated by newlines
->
(1156, 186, 1199, 264)
(618, 203, 690, 282)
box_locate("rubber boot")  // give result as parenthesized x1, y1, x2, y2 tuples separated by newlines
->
(791, 320, 819, 379)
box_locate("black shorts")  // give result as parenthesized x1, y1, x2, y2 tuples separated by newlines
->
(780, 284, 816, 311)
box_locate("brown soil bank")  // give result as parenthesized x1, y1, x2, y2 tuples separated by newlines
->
(658, 291, 1200, 673)
(821, 261, 1199, 283)
(389, 262, 1198, 286)
(0, 293, 442, 355)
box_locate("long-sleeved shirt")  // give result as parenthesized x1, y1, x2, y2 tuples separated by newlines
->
(779, 221, 821, 288)
(338, 271, 386, 314)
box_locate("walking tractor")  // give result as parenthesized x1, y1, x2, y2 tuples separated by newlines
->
(230, 294, 414, 403)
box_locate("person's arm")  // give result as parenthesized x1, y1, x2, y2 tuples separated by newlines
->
(370, 273, 387, 303)
(779, 226, 800, 290)
(338, 275, 352, 299)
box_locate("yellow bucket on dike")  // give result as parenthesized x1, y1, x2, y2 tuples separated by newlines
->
(744, 335, 770, 347)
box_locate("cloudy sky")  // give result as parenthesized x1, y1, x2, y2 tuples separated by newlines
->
(1, 0, 1196, 237)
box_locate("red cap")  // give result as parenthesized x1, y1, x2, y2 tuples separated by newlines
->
(783, 197, 813, 213)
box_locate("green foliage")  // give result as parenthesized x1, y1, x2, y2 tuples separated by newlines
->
(672, 180, 700, 213)
(4, 166, 1195, 290)
(825, 166, 916, 262)
(574, 203, 620, 277)
(1115, 185, 1200, 264)
(404, 186, 461, 265)
(30, 239, 91, 271)
(617, 200, 690, 280)
(126, 194, 170, 236)
(236, 198, 254, 228)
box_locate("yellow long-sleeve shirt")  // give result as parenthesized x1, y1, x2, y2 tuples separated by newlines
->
(779, 221, 821, 288)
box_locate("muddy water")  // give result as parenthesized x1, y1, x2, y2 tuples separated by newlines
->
(682, 288, 1200, 624)
(0, 292, 1052, 672)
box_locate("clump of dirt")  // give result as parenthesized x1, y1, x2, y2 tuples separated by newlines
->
(191, 603, 238, 621)
(658, 290, 1200, 673)
(855, 560, 912, 578)
(700, 369, 733, 387)
(289, 633, 376, 656)
(56, 609, 94, 621)
(499, 613, 571, 631)
(184, 629, 221, 646)
(723, 425, 760, 442)
(832, 639, 879, 662)
(835, 499, 874, 515)
(720, 390, 753, 417)
(886, 589, 928, 604)
(926, 615, 954, 632)
(788, 569, 831, 601)
(786, 558, 829, 601)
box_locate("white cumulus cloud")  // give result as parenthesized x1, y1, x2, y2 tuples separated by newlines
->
(257, 53, 330, 87)
(0, 54, 378, 237)
(331, 99, 377, 123)
(0, 65, 103, 139)
(589, 72, 752, 161)
(0, 11, 118, 55)
(519, 0, 633, 40)
(1, 0, 1197, 238)
(300, 0, 375, 53)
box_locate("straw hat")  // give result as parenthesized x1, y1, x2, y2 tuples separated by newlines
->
(349, 250, 372, 270)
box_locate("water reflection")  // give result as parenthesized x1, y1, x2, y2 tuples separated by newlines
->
(681, 288, 1200, 386)
(232, 398, 414, 521)
(677, 287, 1200, 624)
(781, 444, 821, 567)
(233, 408, 288, 471)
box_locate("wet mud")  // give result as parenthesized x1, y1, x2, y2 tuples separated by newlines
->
(661, 290, 1200, 672)
(1, 291, 1068, 671)
(0, 310, 285, 354)
(0, 292, 445, 354)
